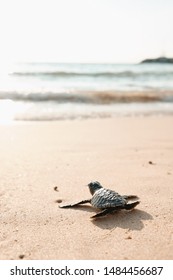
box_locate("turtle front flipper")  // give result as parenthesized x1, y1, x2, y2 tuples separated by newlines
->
(91, 208, 116, 219)
(59, 199, 91, 208)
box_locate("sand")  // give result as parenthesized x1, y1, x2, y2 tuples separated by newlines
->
(0, 116, 173, 260)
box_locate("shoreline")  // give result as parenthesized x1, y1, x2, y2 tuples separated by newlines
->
(1, 89, 173, 122)
(0, 116, 173, 260)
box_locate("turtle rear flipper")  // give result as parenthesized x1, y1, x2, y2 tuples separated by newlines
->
(122, 195, 139, 201)
(124, 201, 140, 210)
(59, 199, 91, 208)
(91, 208, 116, 219)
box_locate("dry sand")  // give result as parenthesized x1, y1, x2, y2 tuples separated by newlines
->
(0, 116, 173, 260)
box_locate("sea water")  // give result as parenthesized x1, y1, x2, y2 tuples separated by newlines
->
(0, 62, 173, 121)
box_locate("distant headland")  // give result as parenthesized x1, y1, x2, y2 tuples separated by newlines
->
(140, 56, 173, 64)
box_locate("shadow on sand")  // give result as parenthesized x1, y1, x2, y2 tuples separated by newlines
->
(59, 204, 153, 231)
(91, 209, 153, 231)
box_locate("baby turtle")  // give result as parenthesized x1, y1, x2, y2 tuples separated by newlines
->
(59, 181, 140, 218)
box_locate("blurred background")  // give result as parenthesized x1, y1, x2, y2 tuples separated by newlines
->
(0, 0, 173, 122)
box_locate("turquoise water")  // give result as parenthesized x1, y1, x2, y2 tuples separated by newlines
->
(0, 63, 173, 121)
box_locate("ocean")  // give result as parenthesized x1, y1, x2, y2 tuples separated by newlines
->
(0, 62, 173, 121)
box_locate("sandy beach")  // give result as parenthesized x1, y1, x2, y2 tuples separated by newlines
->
(0, 116, 173, 260)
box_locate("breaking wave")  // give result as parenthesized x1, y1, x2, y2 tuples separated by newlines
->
(1, 90, 173, 104)
(11, 70, 173, 79)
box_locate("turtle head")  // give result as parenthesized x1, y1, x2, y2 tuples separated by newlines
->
(87, 181, 102, 195)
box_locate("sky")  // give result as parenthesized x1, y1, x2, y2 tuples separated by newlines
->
(0, 0, 173, 63)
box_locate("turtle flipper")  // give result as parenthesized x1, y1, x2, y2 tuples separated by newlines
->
(59, 199, 91, 208)
(124, 201, 140, 210)
(91, 208, 116, 219)
(122, 195, 139, 201)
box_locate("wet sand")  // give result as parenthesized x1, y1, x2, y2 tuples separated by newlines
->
(0, 116, 173, 259)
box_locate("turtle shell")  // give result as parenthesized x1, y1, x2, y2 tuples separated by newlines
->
(91, 188, 127, 209)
